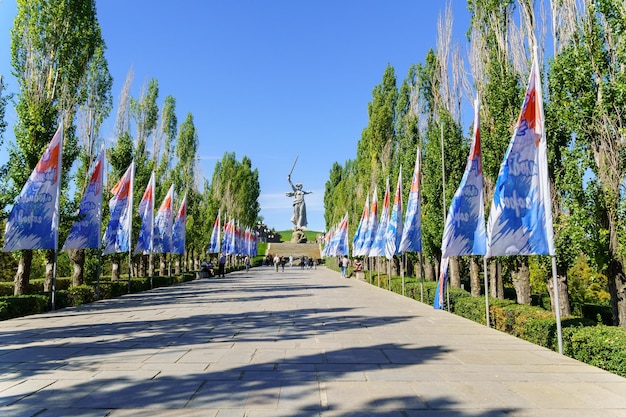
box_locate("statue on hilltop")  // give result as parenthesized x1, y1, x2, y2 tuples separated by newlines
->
(285, 156, 312, 238)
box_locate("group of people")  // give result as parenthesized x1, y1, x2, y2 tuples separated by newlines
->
(264, 254, 318, 271)
(200, 253, 251, 278)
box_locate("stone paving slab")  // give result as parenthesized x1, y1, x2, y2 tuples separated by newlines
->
(1, 265, 626, 416)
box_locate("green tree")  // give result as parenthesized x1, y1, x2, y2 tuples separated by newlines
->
(548, 0, 626, 326)
(65, 45, 112, 287)
(7, 0, 106, 295)
(173, 113, 198, 271)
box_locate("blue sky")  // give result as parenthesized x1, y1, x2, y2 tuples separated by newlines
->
(0, 0, 472, 233)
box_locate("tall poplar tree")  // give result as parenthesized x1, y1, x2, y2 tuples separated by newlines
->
(7, 0, 106, 295)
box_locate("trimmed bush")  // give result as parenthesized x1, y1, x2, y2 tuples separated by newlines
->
(581, 304, 613, 325)
(68, 285, 96, 306)
(562, 325, 626, 378)
(0, 295, 49, 320)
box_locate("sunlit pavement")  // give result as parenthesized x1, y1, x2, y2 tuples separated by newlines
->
(1, 265, 626, 417)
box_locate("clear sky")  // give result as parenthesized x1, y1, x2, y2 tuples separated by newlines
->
(0, 0, 472, 233)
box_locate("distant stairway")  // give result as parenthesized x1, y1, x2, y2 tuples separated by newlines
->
(266, 242, 322, 262)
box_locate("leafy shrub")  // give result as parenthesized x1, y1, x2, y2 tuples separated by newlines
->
(68, 285, 96, 306)
(0, 295, 49, 320)
(581, 304, 613, 325)
(562, 325, 626, 378)
(0, 282, 13, 296)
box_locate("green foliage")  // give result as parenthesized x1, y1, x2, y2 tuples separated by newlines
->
(563, 325, 626, 378)
(0, 295, 49, 321)
(67, 285, 96, 306)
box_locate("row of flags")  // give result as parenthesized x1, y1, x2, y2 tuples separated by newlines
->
(207, 211, 259, 257)
(348, 52, 555, 311)
(2, 135, 188, 257)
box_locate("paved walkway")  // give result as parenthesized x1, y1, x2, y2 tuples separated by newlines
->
(1, 266, 626, 417)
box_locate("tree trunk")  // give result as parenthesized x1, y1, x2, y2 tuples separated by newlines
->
(469, 257, 481, 296)
(512, 258, 531, 305)
(14, 250, 33, 295)
(138, 255, 146, 277)
(175, 256, 181, 274)
(44, 249, 55, 292)
(608, 257, 626, 326)
(489, 260, 504, 299)
(68, 249, 85, 287)
(423, 257, 435, 281)
(159, 254, 166, 276)
(111, 256, 120, 281)
(449, 256, 461, 288)
(547, 273, 572, 317)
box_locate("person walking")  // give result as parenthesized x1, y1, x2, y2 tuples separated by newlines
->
(244, 255, 250, 273)
(341, 255, 349, 278)
(273, 255, 280, 272)
(218, 254, 226, 277)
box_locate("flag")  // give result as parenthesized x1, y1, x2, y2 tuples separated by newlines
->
(361, 188, 378, 257)
(352, 194, 370, 257)
(399, 149, 422, 253)
(153, 185, 174, 254)
(322, 225, 335, 257)
(332, 213, 350, 256)
(4, 124, 64, 251)
(385, 169, 403, 260)
(433, 257, 449, 309)
(134, 172, 155, 255)
(441, 98, 486, 257)
(222, 218, 234, 255)
(102, 161, 135, 255)
(486, 51, 555, 257)
(369, 179, 390, 257)
(208, 210, 221, 254)
(172, 192, 187, 255)
(62, 145, 105, 250)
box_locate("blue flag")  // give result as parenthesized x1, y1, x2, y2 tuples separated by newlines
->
(208, 210, 221, 254)
(399, 150, 422, 253)
(361, 188, 378, 257)
(369, 179, 390, 257)
(352, 195, 369, 257)
(153, 185, 173, 254)
(63, 145, 105, 251)
(4, 124, 63, 252)
(442, 98, 486, 257)
(134, 172, 155, 255)
(433, 257, 449, 310)
(102, 161, 134, 255)
(385, 169, 403, 260)
(486, 52, 555, 257)
(172, 192, 187, 255)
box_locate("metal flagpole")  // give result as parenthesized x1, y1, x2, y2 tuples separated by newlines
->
(401, 254, 405, 296)
(51, 120, 64, 311)
(551, 256, 563, 354)
(127, 162, 135, 294)
(419, 251, 424, 303)
(483, 257, 490, 327)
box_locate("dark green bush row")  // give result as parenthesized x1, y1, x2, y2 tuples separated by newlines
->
(563, 325, 626, 377)
(0, 270, 203, 321)
(377, 274, 626, 378)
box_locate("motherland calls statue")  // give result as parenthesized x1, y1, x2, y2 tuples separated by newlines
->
(285, 156, 312, 238)
(286, 174, 312, 231)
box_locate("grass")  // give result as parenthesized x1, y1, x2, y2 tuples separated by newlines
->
(277, 230, 322, 242)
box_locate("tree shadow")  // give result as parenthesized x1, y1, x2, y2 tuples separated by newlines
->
(0, 274, 522, 416)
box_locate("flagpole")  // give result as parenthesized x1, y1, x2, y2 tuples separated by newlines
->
(401, 254, 405, 297)
(483, 257, 490, 327)
(440, 121, 451, 311)
(419, 251, 424, 303)
(551, 256, 563, 354)
(51, 121, 65, 310)
(127, 162, 135, 294)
